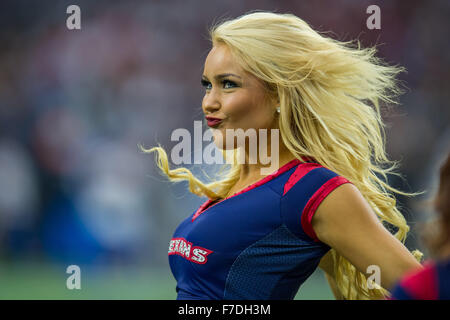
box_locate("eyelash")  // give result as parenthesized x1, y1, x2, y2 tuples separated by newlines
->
(201, 79, 237, 90)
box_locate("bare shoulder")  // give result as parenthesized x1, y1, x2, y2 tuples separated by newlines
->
(313, 182, 375, 222)
(311, 182, 382, 246)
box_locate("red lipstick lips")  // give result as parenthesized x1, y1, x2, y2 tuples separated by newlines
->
(205, 116, 223, 128)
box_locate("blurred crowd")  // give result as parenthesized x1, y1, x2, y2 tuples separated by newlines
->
(0, 0, 448, 269)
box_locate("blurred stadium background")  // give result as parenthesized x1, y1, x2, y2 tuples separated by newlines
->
(0, 0, 448, 299)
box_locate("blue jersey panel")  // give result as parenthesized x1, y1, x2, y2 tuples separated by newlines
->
(168, 159, 351, 299)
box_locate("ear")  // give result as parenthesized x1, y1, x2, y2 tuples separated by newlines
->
(263, 81, 278, 105)
(269, 94, 279, 107)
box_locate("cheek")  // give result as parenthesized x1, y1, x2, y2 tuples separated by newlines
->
(224, 95, 269, 129)
(223, 95, 252, 119)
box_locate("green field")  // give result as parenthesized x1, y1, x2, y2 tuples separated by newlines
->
(0, 261, 334, 300)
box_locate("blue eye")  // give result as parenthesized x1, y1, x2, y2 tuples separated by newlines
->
(201, 79, 237, 90)
(223, 80, 237, 89)
(201, 79, 211, 90)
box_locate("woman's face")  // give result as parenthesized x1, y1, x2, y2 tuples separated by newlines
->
(201, 43, 278, 150)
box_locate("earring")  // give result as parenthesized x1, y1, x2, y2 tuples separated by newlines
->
(276, 106, 281, 114)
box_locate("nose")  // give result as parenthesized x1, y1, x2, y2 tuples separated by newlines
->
(202, 90, 221, 115)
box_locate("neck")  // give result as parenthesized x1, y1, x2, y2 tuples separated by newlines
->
(238, 130, 296, 181)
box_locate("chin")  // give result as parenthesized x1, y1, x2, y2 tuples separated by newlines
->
(212, 128, 247, 151)
(212, 130, 232, 150)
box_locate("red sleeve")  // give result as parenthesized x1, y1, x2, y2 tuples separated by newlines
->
(300, 176, 352, 242)
(397, 260, 439, 300)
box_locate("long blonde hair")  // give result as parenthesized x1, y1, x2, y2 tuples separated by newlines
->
(140, 11, 423, 299)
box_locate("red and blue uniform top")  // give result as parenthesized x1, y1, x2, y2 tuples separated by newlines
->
(168, 157, 352, 300)
(390, 258, 450, 300)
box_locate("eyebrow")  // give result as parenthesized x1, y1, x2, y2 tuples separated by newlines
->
(201, 73, 242, 81)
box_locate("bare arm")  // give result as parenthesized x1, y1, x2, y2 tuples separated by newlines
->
(312, 183, 423, 291)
